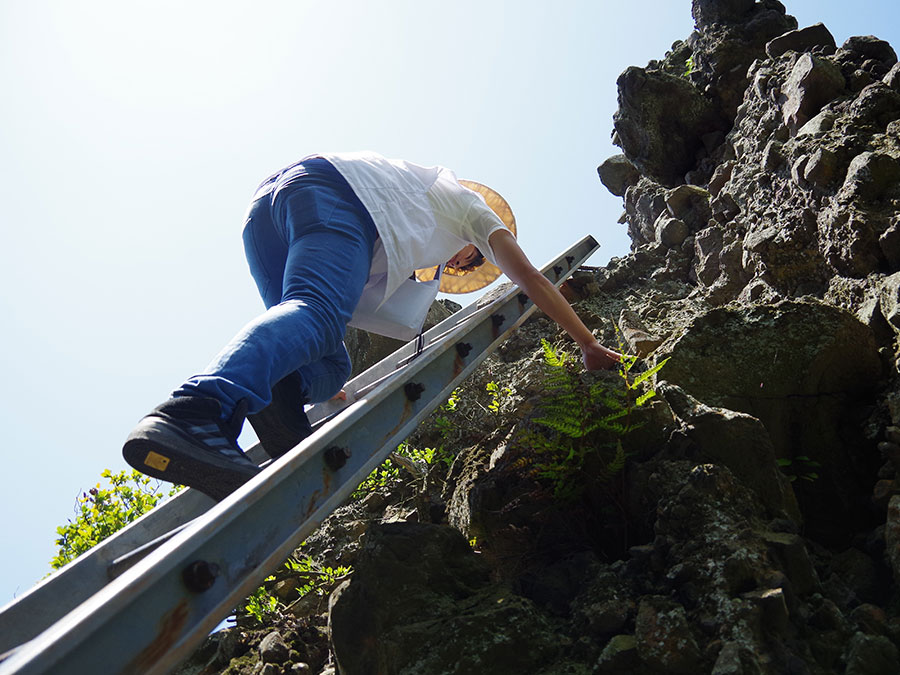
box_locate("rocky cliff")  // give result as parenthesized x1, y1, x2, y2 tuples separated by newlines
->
(178, 1, 900, 673)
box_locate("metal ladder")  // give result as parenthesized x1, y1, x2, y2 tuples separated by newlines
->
(0, 235, 600, 674)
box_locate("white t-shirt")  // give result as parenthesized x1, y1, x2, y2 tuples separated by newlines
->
(317, 151, 507, 308)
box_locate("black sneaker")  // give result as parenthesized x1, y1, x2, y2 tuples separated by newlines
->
(123, 396, 261, 501)
(248, 372, 314, 459)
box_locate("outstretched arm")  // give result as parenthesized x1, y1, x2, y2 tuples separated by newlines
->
(488, 229, 620, 370)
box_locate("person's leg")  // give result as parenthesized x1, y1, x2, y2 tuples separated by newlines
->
(295, 345, 352, 403)
(173, 173, 376, 416)
(240, 186, 315, 458)
(124, 167, 376, 497)
(248, 343, 352, 459)
(243, 179, 354, 404)
(245, 167, 363, 458)
(242, 180, 290, 311)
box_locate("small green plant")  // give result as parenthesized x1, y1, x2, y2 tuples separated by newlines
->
(288, 556, 352, 599)
(444, 389, 459, 412)
(352, 442, 441, 498)
(353, 456, 401, 498)
(354, 389, 465, 500)
(51, 469, 180, 570)
(777, 456, 821, 483)
(244, 578, 281, 624)
(486, 380, 512, 413)
(242, 554, 352, 625)
(684, 55, 695, 77)
(433, 389, 460, 438)
(415, 385, 498, 456)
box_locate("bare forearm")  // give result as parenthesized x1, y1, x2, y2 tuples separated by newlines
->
(517, 269, 595, 346)
(486, 228, 619, 370)
(515, 269, 620, 370)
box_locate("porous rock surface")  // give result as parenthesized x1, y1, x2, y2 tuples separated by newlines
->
(176, 1, 900, 673)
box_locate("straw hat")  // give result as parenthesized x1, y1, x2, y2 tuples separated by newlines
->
(415, 179, 517, 294)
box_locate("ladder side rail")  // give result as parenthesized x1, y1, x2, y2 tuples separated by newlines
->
(317, 232, 598, 421)
(0, 249, 549, 675)
(0, 487, 213, 655)
(304, 291, 483, 424)
(0, 234, 597, 652)
(0, 235, 599, 671)
(0, 262, 493, 652)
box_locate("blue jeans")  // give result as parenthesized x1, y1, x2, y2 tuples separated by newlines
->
(174, 159, 378, 417)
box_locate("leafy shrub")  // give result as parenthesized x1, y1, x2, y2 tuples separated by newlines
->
(432, 389, 459, 437)
(51, 469, 179, 570)
(244, 582, 281, 625)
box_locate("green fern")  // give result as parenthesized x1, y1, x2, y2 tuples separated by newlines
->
(533, 340, 599, 439)
(631, 358, 669, 388)
(635, 390, 656, 407)
(541, 338, 570, 367)
(520, 336, 666, 500)
(607, 440, 627, 473)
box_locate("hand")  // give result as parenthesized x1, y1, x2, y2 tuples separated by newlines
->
(581, 341, 621, 371)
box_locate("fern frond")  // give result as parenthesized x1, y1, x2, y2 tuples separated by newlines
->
(541, 338, 570, 367)
(600, 421, 629, 435)
(631, 357, 670, 388)
(619, 354, 639, 376)
(607, 440, 627, 473)
(534, 417, 585, 437)
(599, 408, 628, 425)
(597, 394, 626, 410)
(635, 390, 656, 407)
(513, 456, 533, 468)
(584, 419, 605, 435)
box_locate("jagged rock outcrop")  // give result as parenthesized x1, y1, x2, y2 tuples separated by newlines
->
(597, 154, 641, 197)
(328, 523, 566, 675)
(613, 66, 730, 187)
(176, 2, 900, 673)
(660, 300, 883, 543)
(658, 382, 800, 521)
(612, 0, 797, 189)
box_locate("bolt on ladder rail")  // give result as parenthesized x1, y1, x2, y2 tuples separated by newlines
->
(0, 235, 600, 675)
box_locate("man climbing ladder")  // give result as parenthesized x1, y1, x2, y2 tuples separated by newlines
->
(123, 151, 620, 501)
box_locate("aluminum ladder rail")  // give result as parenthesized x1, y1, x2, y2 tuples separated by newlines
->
(0, 235, 600, 674)
(0, 261, 505, 659)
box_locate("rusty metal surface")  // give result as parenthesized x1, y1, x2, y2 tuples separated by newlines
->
(0, 235, 599, 675)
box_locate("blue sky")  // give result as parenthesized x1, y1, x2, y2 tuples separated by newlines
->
(0, 0, 897, 606)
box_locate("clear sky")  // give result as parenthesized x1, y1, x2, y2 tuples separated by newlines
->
(0, 0, 896, 606)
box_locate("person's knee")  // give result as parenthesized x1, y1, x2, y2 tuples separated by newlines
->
(278, 298, 347, 354)
(332, 349, 352, 384)
(301, 355, 351, 404)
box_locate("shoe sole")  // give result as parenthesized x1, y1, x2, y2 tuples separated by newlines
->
(123, 417, 261, 502)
